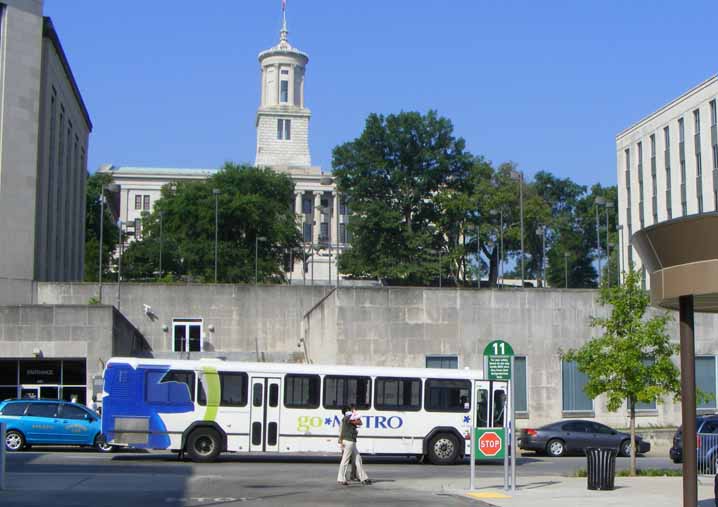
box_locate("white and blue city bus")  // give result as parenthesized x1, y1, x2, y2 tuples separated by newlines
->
(101, 357, 508, 463)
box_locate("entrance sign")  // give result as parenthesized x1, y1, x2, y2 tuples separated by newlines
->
(475, 428, 505, 459)
(484, 340, 514, 381)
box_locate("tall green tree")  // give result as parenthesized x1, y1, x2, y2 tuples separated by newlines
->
(121, 163, 299, 283)
(563, 269, 680, 476)
(84, 172, 119, 281)
(333, 111, 473, 285)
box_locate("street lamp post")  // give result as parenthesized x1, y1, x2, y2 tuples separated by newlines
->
(490, 209, 504, 287)
(605, 201, 614, 287)
(158, 210, 164, 279)
(564, 252, 569, 289)
(476, 224, 481, 288)
(510, 171, 525, 288)
(97, 183, 119, 303)
(617, 224, 624, 283)
(536, 226, 546, 287)
(438, 248, 442, 289)
(255, 236, 267, 285)
(594, 196, 606, 286)
(117, 220, 123, 311)
(212, 189, 220, 283)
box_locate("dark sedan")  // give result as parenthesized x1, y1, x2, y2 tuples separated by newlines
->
(518, 420, 651, 457)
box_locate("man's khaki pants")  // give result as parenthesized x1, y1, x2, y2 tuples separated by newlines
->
(337, 441, 368, 483)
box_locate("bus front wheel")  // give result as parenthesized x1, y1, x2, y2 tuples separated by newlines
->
(186, 428, 221, 463)
(427, 433, 459, 465)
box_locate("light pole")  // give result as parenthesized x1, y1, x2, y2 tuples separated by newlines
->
(476, 224, 481, 287)
(212, 188, 220, 283)
(594, 196, 606, 286)
(255, 236, 267, 285)
(158, 210, 164, 279)
(617, 224, 624, 283)
(117, 220, 123, 311)
(97, 183, 119, 303)
(510, 170, 525, 288)
(605, 201, 614, 287)
(490, 209, 504, 287)
(564, 252, 569, 289)
(319, 205, 333, 286)
(535, 226, 546, 287)
(320, 176, 341, 288)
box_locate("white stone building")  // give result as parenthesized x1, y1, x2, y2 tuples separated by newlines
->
(616, 75, 718, 286)
(0, 0, 92, 293)
(100, 10, 348, 283)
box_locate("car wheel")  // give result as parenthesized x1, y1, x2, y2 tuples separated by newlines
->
(427, 433, 460, 465)
(186, 428, 222, 463)
(5, 430, 25, 451)
(94, 434, 116, 453)
(620, 440, 632, 458)
(546, 439, 565, 457)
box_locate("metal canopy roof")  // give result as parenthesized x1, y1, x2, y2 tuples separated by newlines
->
(632, 212, 718, 313)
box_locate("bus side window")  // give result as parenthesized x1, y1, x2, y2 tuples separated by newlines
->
(424, 379, 471, 412)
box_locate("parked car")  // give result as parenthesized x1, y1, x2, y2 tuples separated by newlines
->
(669, 415, 718, 465)
(518, 419, 651, 457)
(0, 399, 115, 452)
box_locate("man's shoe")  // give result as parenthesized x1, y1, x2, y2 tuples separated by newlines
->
(361, 479, 372, 485)
(337, 481, 348, 486)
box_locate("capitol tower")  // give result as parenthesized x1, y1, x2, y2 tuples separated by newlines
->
(255, 4, 312, 170)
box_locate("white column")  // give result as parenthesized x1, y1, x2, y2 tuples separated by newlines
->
(295, 192, 302, 215)
(260, 67, 266, 106)
(332, 192, 339, 247)
(313, 192, 321, 245)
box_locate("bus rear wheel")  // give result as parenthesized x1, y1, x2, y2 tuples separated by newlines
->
(427, 433, 459, 465)
(186, 428, 221, 463)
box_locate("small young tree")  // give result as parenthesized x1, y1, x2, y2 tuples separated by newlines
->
(563, 269, 680, 476)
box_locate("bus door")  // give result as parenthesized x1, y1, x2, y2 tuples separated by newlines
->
(249, 377, 281, 452)
(475, 380, 490, 428)
(491, 381, 508, 428)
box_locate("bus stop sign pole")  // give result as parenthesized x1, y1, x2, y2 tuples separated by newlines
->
(470, 422, 476, 491)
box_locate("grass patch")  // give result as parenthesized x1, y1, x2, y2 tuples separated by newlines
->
(573, 468, 682, 477)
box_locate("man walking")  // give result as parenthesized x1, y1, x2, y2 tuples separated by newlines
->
(337, 405, 371, 486)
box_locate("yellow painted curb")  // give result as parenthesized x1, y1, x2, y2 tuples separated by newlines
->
(467, 491, 511, 499)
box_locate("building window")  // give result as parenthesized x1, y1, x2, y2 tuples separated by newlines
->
(694, 109, 701, 135)
(650, 134, 656, 158)
(339, 198, 348, 215)
(697, 356, 717, 410)
(374, 377, 422, 411)
(277, 119, 291, 140)
(135, 195, 142, 209)
(302, 223, 312, 242)
(562, 360, 593, 412)
(172, 319, 202, 352)
(711, 100, 717, 126)
(143, 195, 150, 210)
(514, 356, 528, 414)
(339, 223, 347, 244)
(280, 80, 289, 103)
(426, 355, 458, 369)
(284, 374, 320, 409)
(0, 359, 87, 404)
(679, 117, 685, 143)
(302, 197, 312, 214)
(134, 218, 142, 239)
(319, 222, 329, 242)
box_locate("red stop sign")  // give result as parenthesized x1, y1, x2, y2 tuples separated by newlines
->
(478, 431, 503, 457)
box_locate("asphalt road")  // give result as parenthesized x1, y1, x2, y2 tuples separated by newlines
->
(0, 448, 681, 507)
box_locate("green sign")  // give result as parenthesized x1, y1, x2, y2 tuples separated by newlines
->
(487, 356, 511, 380)
(475, 428, 505, 459)
(483, 340, 515, 357)
(484, 340, 514, 380)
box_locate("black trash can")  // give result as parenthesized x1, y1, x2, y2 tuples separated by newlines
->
(585, 447, 617, 491)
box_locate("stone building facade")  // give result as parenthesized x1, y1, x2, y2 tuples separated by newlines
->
(617, 75, 718, 286)
(0, 0, 91, 289)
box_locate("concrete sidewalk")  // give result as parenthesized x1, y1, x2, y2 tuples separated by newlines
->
(407, 475, 717, 506)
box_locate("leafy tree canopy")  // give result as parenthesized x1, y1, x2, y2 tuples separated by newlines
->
(84, 172, 119, 281)
(121, 163, 299, 283)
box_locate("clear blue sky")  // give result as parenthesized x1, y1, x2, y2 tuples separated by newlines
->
(46, 0, 717, 188)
